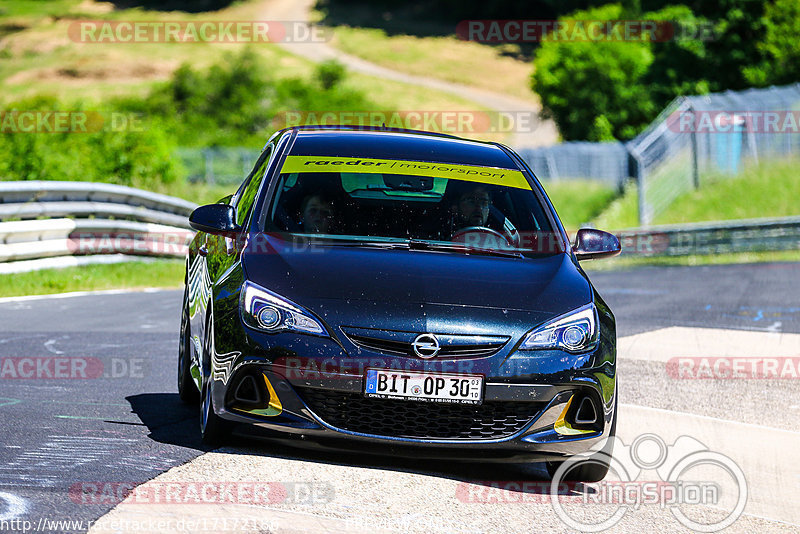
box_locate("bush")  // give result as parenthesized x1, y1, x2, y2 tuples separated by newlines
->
(316, 60, 346, 90)
(531, 4, 657, 141)
(743, 0, 800, 86)
(0, 50, 375, 190)
(642, 4, 711, 110)
(118, 48, 276, 147)
(530, 1, 791, 141)
(0, 96, 180, 187)
(119, 49, 371, 148)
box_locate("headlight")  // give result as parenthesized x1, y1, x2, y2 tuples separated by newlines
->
(520, 304, 598, 353)
(240, 281, 327, 336)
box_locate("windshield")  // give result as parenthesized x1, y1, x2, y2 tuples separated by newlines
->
(265, 155, 562, 255)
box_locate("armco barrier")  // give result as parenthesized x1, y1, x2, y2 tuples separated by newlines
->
(0, 219, 193, 262)
(0, 181, 196, 218)
(613, 216, 800, 257)
(0, 181, 198, 272)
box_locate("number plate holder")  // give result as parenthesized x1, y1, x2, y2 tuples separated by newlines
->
(364, 369, 484, 405)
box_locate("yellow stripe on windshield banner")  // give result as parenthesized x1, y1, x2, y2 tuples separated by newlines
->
(281, 155, 531, 190)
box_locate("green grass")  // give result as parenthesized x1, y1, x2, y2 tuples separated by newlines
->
(592, 181, 640, 230)
(582, 249, 800, 271)
(142, 179, 234, 205)
(656, 159, 800, 225)
(0, 259, 184, 298)
(329, 26, 538, 103)
(542, 180, 618, 230)
(0, 0, 81, 19)
(0, 0, 497, 137)
(593, 158, 800, 230)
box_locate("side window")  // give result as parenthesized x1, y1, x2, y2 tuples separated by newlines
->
(234, 146, 273, 228)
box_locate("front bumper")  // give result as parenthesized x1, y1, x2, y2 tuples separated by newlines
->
(208, 345, 616, 462)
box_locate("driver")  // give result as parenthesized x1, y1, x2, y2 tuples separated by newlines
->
(450, 184, 491, 229)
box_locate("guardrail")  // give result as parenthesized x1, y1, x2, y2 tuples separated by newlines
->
(0, 181, 196, 218)
(613, 216, 800, 257)
(0, 181, 197, 273)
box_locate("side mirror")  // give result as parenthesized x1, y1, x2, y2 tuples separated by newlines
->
(189, 204, 240, 236)
(573, 228, 621, 260)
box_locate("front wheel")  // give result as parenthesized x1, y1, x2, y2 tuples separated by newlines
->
(198, 310, 231, 446)
(178, 287, 199, 404)
(200, 381, 230, 446)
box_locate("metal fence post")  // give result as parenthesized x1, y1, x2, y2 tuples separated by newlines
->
(689, 104, 700, 189)
(631, 150, 648, 227)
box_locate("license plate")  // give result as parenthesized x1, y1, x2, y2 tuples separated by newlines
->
(364, 369, 483, 405)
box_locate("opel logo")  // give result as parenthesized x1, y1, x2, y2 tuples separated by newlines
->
(412, 333, 440, 359)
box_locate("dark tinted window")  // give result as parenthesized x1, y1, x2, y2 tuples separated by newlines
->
(234, 146, 273, 227)
(268, 169, 559, 255)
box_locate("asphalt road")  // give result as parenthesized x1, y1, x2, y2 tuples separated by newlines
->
(0, 290, 207, 530)
(0, 262, 798, 533)
(590, 261, 800, 336)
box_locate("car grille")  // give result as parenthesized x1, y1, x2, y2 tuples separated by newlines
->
(297, 388, 542, 440)
(346, 333, 506, 358)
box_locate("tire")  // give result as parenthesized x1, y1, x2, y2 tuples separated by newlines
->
(545, 401, 618, 483)
(198, 309, 231, 446)
(178, 286, 199, 404)
(200, 380, 230, 447)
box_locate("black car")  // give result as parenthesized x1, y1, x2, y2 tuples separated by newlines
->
(180, 126, 621, 481)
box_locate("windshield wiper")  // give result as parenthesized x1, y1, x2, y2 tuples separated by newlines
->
(307, 236, 523, 258)
(408, 240, 524, 258)
(307, 236, 410, 249)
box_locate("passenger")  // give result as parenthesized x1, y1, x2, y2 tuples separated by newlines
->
(300, 193, 335, 234)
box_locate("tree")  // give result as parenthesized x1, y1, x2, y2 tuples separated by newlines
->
(743, 0, 800, 86)
(531, 4, 656, 141)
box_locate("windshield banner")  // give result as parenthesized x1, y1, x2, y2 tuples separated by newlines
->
(280, 155, 531, 190)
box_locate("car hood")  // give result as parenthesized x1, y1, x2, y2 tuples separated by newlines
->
(241, 233, 592, 335)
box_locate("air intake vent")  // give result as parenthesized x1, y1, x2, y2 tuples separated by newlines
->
(297, 387, 544, 440)
(233, 374, 263, 405)
(573, 396, 598, 425)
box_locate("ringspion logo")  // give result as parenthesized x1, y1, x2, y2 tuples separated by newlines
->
(456, 434, 747, 532)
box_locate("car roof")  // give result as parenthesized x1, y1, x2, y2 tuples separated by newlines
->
(281, 126, 520, 170)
